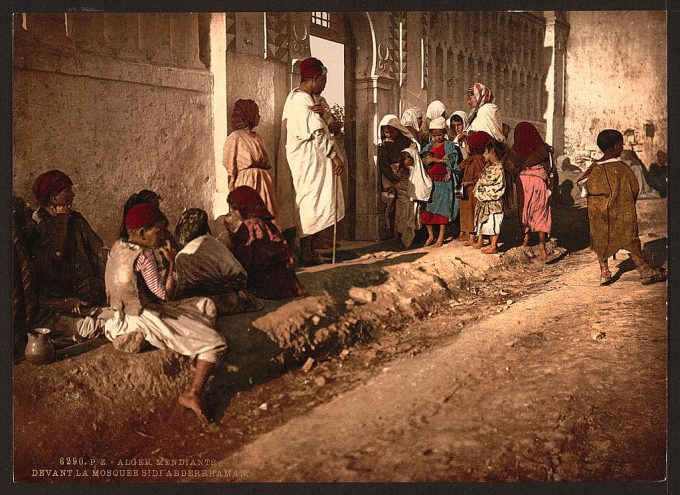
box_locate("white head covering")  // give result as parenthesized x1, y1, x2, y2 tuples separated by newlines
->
(449, 110, 468, 129)
(428, 116, 448, 130)
(401, 147, 433, 202)
(378, 114, 420, 150)
(400, 107, 423, 130)
(426, 100, 447, 121)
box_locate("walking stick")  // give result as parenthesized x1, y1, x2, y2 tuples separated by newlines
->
(332, 173, 338, 265)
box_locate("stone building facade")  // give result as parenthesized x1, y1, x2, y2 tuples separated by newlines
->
(13, 13, 216, 245)
(12, 11, 665, 245)
(563, 10, 667, 168)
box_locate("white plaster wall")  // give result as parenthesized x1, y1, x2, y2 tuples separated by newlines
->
(13, 67, 214, 246)
(12, 13, 215, 246)
(564, 11, 666, 167)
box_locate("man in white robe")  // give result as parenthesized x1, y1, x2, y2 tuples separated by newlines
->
(282, 57, 345, 264)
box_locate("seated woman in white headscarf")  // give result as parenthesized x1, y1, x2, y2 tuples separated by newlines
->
(464, 82, 504, 141)
(393, 148, 433, 248)
(425, 100, 447, 130)
(400, 107, 426, 146)
(377, 114, 421, 237)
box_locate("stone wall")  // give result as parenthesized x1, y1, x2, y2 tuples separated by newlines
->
(426, 11, 548, 127)
(12, 11, 567, 245)
(12, 13, 215, 246)
(563, 11, 666, 168)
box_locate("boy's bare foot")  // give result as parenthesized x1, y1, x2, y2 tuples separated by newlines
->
(480, 246, 498, 254)
(179, 390, 209, 423)
(423, 236, 435, 247)
(537, 243, 548, 260)
(434, 238, 444, 248)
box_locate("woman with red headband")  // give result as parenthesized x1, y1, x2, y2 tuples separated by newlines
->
(223, 99, 279, 225)
(104, 203, 227, 422)
(224, 186, 305, 300)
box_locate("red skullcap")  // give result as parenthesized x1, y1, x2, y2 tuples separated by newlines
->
(32, 170, 73, 206)
(125, 203, 165, 230)
(300, 57, 326, 78)
(466, 131, 493, 154)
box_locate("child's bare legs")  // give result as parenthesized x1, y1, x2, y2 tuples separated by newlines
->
(481, 234, 499, 254)
(179, 359, 215, 422)
(434, 224, 446, 247)
(598, 257, 612, 285)
(465, 232, 476, 246)
(537, 232, 548, 260)
(424, 225, 435, 247)
(522, 232, 530, 247)
(473, 233, 484, 249)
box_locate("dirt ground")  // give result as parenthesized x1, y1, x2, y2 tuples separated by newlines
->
(13, 200, 667, 484)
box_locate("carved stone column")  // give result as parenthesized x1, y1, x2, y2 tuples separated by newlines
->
(543, 11, 570, 154)
(355, 75, 396, 240)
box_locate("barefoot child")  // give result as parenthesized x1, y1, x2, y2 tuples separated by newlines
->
(583, 129, 666, 286)
(420, 117, 460, 247)
(458, 131, 493, 247)
(473, 139, 507, 254)
(104, 204, 227, 421)
(393, 147, 433, 247)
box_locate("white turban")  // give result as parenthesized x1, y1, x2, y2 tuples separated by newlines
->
(426, 100, 447, 121)
(428, 116, 448, 130)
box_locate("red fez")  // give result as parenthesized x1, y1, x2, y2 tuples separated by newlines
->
(467, 131, 493, 154)
(125, 204, 165, 230)
(32, 170, 73, 206)
(300, 57, 326, 78)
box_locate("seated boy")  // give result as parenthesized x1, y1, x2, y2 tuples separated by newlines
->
(104, 203, 227, 421)
(583, 129, 666, 286)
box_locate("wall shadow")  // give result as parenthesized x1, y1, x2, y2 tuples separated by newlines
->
(206, 249, 427, 422)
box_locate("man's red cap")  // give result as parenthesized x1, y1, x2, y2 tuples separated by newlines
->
(300, 57, 326, 78)
(125, 203, 165, 230)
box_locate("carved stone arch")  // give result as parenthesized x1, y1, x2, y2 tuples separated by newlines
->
(343, 12, 402, 240)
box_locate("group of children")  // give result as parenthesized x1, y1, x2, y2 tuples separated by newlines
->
(382, 106, 666, 286)
(380, 111, 508, 254)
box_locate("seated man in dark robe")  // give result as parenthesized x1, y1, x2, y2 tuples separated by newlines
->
(646, 150, 668, 198)
(12, 197, 41, 354)
(29, 170, 111, 339)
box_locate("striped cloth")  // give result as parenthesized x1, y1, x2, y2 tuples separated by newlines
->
(231, 99, 259, 131)
(135, 249, 175, 301)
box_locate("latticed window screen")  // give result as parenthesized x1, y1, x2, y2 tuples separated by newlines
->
(312, 12, 330, 28)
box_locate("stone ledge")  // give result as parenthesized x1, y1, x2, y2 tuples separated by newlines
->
(13, 44, 212, 93)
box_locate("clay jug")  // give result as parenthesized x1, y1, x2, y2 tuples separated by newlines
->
(25, 328, 55, 365)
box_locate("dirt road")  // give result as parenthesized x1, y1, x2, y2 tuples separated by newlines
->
(14, 201, 667, 485)
(206, 244, 666, 482)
